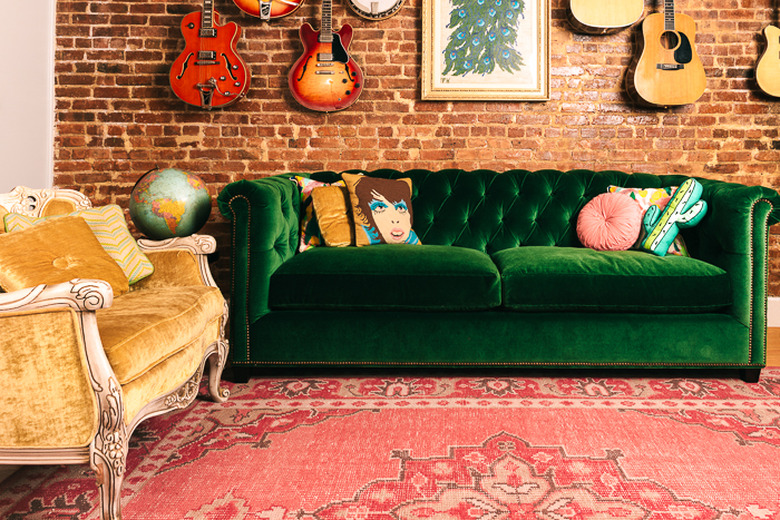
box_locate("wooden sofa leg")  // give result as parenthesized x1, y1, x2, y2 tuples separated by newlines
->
(89, 380, 129, 520)
(740, 369, 761, 383)
(207, 340, 230, 403)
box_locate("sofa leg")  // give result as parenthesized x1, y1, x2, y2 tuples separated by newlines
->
(740, 369, 761, 383)
(207, 340, 230, 403)
(229, 366, 253, 384)
(89, 379, 128, 520)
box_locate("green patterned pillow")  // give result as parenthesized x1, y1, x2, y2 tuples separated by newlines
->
(4, 205, 154, 284)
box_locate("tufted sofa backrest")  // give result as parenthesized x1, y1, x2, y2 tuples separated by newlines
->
(308, 168, 679, 254)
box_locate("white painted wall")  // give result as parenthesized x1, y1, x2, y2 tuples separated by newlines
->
(0, 0, 55, 192)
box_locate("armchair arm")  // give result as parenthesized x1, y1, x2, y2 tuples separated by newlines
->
(136, 234, 218, 288)
(0, 279, 115, 451)
(0, 279, 113, 314)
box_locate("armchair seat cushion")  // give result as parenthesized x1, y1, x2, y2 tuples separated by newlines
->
(269, 244, 501, 311)
(97, 286, 224, 385)
(492, 246, 732, 312)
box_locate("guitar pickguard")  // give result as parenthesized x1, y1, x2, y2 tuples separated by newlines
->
(674, 32, 693, 64)
(331, 33, 349, 63)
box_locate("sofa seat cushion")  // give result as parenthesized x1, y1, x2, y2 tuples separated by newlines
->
(97, 286, 224, 385)
(269, 244, 501, 311)
(492, 246, 731, 312)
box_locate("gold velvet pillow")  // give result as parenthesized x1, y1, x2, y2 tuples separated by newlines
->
(342, 173, 421, 246)
(0, 216, 129, 297)
(311, 185, 354, 247)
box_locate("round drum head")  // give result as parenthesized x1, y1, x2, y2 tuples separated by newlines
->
(346, 0, 404, 20)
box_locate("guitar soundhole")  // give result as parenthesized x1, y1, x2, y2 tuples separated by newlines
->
(660, 31, 680, 50)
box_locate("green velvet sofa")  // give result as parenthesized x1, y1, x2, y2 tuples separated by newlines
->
(217, 169, 780, 382)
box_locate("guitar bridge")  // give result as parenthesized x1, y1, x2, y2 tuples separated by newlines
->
(657, 63, 684, 70)
(196, 78, 217, 110)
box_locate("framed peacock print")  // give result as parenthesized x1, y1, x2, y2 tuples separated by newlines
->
(421, 0, 549, 100)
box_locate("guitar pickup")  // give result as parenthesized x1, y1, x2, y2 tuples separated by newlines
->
(198, 51, 217, 60)
(317, 53, 334, 61)
(657, 63, 684, 70)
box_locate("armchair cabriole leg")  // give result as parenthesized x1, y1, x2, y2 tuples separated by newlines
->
(208, 339, 230, 403)
(88, 376, 128, 520)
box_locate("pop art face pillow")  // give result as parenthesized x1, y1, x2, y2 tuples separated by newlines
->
(342, 174, 421, 246)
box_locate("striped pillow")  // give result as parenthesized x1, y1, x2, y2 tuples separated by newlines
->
(4, 205, 154, 284)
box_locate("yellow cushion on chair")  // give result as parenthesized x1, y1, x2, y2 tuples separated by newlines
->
(4, 205, 154, 284)
(0, 216, 130, 297)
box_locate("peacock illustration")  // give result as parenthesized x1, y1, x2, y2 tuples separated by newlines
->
(443, 0, 525, 77)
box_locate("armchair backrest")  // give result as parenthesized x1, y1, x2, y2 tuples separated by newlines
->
(0, 186, 91, 232)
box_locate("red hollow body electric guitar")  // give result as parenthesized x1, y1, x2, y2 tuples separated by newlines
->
(287, 0, 364, 112)
(170, 0, 251, 109)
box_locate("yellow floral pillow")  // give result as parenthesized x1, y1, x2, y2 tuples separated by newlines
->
(0, 216, 129, 296)
(4, 205, 154, 284)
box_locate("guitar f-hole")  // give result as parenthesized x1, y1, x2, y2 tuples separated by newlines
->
(176, 53, 195, 80)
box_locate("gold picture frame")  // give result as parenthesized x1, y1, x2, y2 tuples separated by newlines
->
(422, 0, 549, 100)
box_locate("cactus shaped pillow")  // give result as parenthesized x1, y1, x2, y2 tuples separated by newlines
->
(639, 178, 707, 257)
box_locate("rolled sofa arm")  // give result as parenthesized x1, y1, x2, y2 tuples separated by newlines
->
(687, 179, 780, 367)
(0, 278, 113, 314)
(217, 177, 301, 363)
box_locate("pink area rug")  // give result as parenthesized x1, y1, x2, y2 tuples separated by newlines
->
(2, 370, 780, 519)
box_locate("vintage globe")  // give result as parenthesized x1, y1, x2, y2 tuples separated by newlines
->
(129, 168, 211, 239)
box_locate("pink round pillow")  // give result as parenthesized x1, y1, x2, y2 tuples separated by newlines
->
(577, 192, 642, 251)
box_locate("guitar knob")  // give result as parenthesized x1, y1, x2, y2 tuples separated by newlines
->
(234, 82, 241, 87)
(220, 76, 227, 81)
(232, 65, 239, 70)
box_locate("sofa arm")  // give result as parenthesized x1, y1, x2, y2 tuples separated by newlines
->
(217, 177, 301, 362)
(137, 234, 219, 288)
(688, 179, 780, 366)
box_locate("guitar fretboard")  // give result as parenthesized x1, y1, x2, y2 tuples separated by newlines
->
(321, 0, 334, 43)
(664, 0, 676, 31)
(201, 0, 217, 37)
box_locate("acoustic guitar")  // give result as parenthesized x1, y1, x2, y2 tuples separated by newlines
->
(756, 20, 780, 97)
(567, 0, 644, 34)
(169, 0, 251, 110)
(232, 0, 303, 21)
(627, 0, 706, 106)
(287, 0, 364, 112)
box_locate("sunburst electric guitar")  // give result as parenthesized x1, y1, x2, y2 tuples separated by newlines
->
(288, 0, 364, 112)
(628, 0, 706, 106)
(567, 0, 644, 34)
(169, 0, 251, 109)
(232, 0, 303, 21)
(756, 14, 780, 97)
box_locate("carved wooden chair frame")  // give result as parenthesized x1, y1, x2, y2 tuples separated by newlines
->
(0, 186, 229, 520)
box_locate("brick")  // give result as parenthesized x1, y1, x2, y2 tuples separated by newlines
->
(51, 0, 780, 294)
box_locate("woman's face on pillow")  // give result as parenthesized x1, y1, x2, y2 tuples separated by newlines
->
(368, 190, 412, 244)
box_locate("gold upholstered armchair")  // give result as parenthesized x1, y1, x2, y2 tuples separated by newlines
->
(0, 186, 229, 519)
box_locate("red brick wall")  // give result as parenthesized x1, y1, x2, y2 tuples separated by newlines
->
(54, 0, 780, 294)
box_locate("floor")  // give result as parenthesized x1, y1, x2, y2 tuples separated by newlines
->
(0, 331, 778, 487)
(768, 327, 780, 366)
